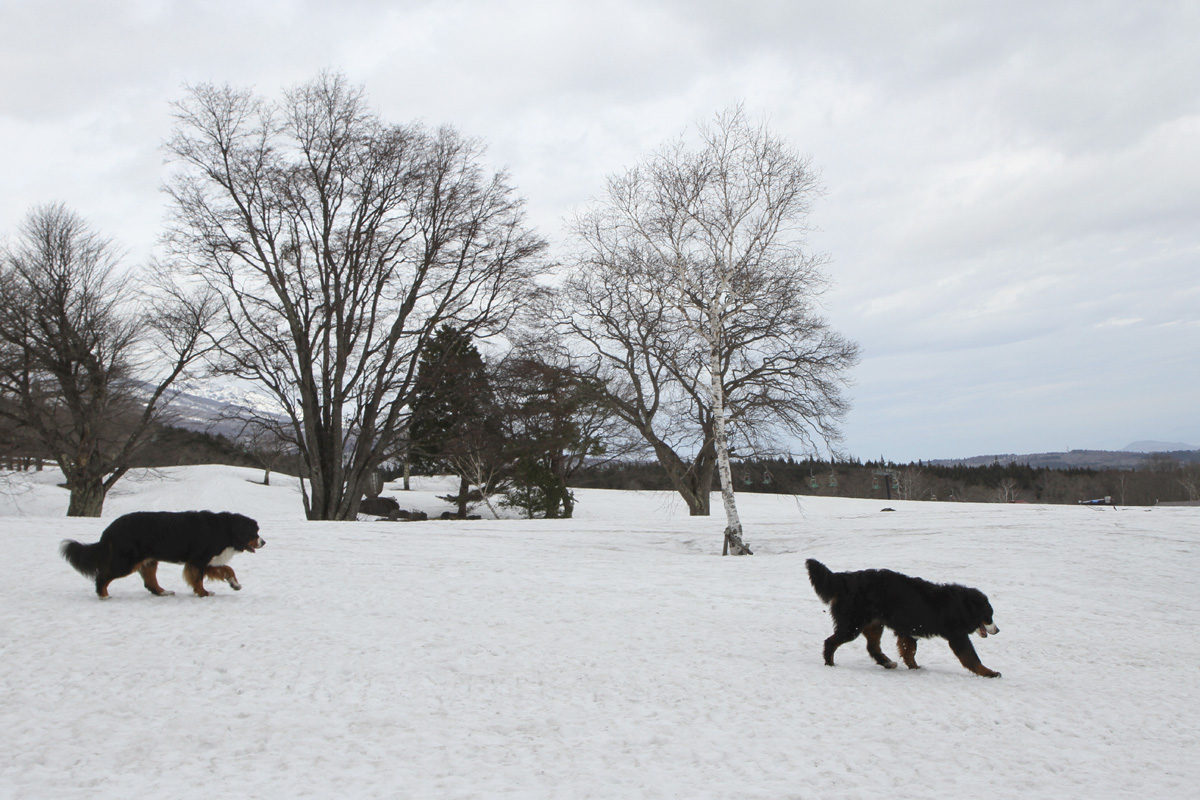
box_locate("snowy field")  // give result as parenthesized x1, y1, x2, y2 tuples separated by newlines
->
(2, 465, 1198, 799)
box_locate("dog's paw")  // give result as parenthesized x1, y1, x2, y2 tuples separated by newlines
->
(229, 580, 242, 591)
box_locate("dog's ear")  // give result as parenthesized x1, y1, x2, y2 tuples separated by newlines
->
(966, 588, 994, 623)
(951, 587, 993, 629)
(236, 513, 261, 543)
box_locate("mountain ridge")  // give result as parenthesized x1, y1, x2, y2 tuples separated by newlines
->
(1121, 440, 1199, 453)
(930, 447, 1200, 470)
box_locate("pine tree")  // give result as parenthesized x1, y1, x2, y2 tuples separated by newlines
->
(409, 326, 500, 516)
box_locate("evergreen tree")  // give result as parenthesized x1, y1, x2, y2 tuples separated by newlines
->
(493, 358, 611, 518)
(409, 326, 500, 516)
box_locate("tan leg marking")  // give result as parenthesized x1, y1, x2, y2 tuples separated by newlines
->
(204, 565, 241, 590)
(136, 559, 174, 596)
(897, 635, 920, 669)
(183, 564, 211, 597)
(864, 622, 898, 669)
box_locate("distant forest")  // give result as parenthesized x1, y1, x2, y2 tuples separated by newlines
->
(3, 424, 280, 478)
(8, 425, 1197, 508)
(571, 455, 1200, 507)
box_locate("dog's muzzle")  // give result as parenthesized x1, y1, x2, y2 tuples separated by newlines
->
(978, 623, 999, 637)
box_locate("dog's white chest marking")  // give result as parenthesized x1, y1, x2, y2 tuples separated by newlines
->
(209, 547, 237, 567)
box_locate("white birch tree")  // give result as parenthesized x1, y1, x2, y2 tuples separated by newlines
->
(554, 107, 859, 554)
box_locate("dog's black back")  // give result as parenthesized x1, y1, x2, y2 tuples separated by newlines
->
(97, 511, 259, 565)
(807, 558, 993, 639)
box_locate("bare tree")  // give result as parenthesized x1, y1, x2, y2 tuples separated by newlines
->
(164, 72, 545, 520)
(550, 107, 858, 554)
(1179, 465, 1200, 502)
(0, 204, 214, 516)
(232, 417, 293, 486)
(995, 477, 1021, 503)
(896, 467, 932, 501)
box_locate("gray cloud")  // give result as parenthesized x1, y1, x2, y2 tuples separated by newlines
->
(2, 0, 1196, 460)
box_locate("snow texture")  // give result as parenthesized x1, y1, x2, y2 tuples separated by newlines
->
(2, 465, 1198, 798)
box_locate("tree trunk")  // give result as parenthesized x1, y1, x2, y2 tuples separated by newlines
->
(710, 318, 751, 556)
(479, 489, 502, 520)
(647, 438, 714, 516)
(305, 447, 363, 521)
(551, 453, 574, 518)
(457, 473, 470, 517)
(560, 484, 575, 519)
(65, 478, 107, 518)
(307, 475, 353, 520)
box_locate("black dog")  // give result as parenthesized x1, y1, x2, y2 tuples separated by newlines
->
(806, 558, 1001, 678)
(61, 511, 264, 598)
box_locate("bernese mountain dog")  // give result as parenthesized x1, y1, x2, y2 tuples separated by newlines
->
(61, 511, 264, 598)
(806, 558, 1001, 678)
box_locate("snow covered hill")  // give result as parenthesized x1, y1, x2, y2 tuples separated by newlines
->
(2, 465, 1198, 798)
(1122, 439, 1200, 453)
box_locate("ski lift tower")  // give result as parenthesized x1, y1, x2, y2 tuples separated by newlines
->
(872, 470, 896, 501)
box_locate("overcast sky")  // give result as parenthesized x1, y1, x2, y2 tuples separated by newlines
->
(3, 0, 1198, 461)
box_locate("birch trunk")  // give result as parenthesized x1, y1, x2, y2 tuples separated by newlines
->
(710, 312, 752, 556)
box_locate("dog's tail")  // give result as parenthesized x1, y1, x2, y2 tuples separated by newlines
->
(60, 539, 107, 579)
(806, 558, 843, 605)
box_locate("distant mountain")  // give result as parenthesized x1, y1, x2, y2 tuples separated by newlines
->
(151, 379, 285, 439)
(931, 448, 1200, 470)
(1121, 440, 1199, 453)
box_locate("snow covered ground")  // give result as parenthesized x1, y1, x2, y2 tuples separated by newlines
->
(2, 465, 1198, 798)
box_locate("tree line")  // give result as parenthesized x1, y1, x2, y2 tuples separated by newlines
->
(572, 457, 1200, 506)
(0, 72, 857, 556)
